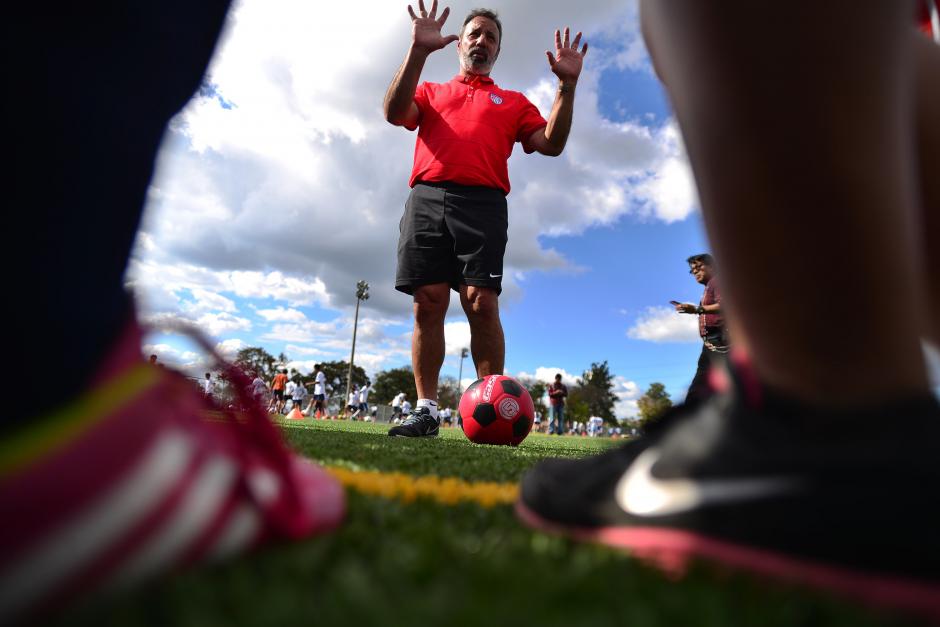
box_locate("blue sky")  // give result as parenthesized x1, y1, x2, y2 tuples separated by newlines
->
(129, 0, 719, 417)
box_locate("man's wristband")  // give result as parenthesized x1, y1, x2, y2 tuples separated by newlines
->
(696, 305, 705, 315)
(558, 82, 575, 94)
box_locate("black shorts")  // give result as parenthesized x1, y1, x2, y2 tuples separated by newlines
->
(396, 182, 508, 295)
(273, 390, 284, 400)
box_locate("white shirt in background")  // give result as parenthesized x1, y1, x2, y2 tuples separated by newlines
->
(314, 371, 326, 396)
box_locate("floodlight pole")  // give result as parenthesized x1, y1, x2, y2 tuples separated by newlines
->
(345, 280, 369, 408)
(457, 347, 469, 392)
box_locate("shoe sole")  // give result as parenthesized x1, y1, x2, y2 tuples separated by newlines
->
(390, 433, 439, 438)
(515, 501, 940, 621)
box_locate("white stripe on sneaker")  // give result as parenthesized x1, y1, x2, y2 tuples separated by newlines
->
(0, 430, 195, 621)
(105, 454, 239, 591)
(206, 504, 262, 562)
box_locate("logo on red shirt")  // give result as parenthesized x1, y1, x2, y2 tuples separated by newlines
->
(489, 93, 503, 105)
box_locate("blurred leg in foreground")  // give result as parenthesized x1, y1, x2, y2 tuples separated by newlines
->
(518, 1, 940, 621)
(1, 6, 344, 622)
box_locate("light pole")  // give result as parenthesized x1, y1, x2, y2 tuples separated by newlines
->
(457, 347, 469, 391)
(345, 280, 369, 409)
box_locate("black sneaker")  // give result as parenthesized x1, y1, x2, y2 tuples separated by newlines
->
(388, 407, 439, 438)
(517, 362, 940, 621)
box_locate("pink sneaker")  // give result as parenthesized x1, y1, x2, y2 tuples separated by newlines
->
(0, 322, 344, 623)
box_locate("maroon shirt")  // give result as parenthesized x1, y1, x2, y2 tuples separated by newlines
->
(699, 277, 725, 337)
(548, 382, 568, 407)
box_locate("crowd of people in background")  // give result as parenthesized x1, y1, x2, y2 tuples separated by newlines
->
(151, 353, 646, 434)
(150, 251, 722, 427)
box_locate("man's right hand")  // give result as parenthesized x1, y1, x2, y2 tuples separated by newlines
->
(407, 0, 458, 53)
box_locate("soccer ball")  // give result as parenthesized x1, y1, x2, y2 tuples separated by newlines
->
(458, 375, 534, 446)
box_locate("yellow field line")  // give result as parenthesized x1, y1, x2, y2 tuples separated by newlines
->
(325, 466, 518, 508)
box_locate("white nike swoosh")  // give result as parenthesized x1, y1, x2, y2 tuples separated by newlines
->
(489, 273, 502, 278)
(615, 447, 797, 517)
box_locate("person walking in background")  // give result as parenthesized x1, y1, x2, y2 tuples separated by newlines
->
(547, 373, 568, 435)
(270, 368, 289, 414)
(285, 377, 297, 410)
(672, 253, 728, 405)
(251, 371, 267, 404)
(203, 372, 215, 399)
(291, 380, 307, 415)
(345, 386, 360, 419)
(358, 381, 371, 418)
(312, 365, 327, 418)
(391, 391, 406, 423)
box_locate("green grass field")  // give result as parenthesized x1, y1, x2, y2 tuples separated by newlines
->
(54, 419, 921, 627)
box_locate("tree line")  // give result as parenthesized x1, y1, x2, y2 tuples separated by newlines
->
(229, 347, 673, 425)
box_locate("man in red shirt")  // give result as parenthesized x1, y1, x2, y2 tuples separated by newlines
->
(547, 373, 569, 435)
(673, 253, 728, 405)
(383, 1, 587, 437)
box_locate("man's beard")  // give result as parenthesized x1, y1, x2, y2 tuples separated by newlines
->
(461, 48, 494, 74)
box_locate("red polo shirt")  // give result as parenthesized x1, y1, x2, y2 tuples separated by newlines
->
(405, 74, 548, 194)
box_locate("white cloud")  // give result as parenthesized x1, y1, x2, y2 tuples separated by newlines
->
(613, 376, 641, 418)
(630, 124, 698, 223)
(143, 343, 207, 373)
(133, 0, 694, 319)
(228, 272, 330, 307)
(627, 306, 699, 343)
(285, 343, 331, 357)
(195, 312, 253, 336)
(127, 0, 704, 380)
(183, 288, 238, 314)
(516, 367, 579, 386)
(444, 321, 472, 357)
(216, 338, 248, 359)
(256, 307, 308, 323)
(262, 323, 324, 344)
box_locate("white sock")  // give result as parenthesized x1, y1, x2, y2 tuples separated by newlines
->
(416, 399, 438, 418)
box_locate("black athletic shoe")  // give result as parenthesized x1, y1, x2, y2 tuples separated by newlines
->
(517, 361, 940, 621)
(388, 407, 439, 438)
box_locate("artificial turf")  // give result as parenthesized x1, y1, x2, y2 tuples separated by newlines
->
(51, 419, 923, 627)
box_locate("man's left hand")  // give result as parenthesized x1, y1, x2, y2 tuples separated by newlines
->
(545, 27, 587, 85)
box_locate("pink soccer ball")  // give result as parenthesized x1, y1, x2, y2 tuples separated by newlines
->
(458, 375, 535, 446)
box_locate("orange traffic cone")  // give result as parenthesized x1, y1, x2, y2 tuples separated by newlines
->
(286, 406, 305, 420)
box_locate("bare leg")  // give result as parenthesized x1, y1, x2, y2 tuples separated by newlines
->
(459, 286, 504, 377)
(412, 283, 450, 401)
(640, 0, 929, 408)
(914, 34, 940, 345)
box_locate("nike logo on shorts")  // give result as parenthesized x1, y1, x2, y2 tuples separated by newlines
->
(489, 273, 502, 278)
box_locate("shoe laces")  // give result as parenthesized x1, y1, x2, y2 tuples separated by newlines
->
(401, 408, 430, 427)
(156, 322, 305, 534)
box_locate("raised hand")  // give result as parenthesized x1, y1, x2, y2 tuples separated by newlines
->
(545, 27, 588, 84)
(407, 0, 459, 53)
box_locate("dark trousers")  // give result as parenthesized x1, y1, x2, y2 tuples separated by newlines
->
(686, 328, 730, 406)
(9, 4, 232, 425)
